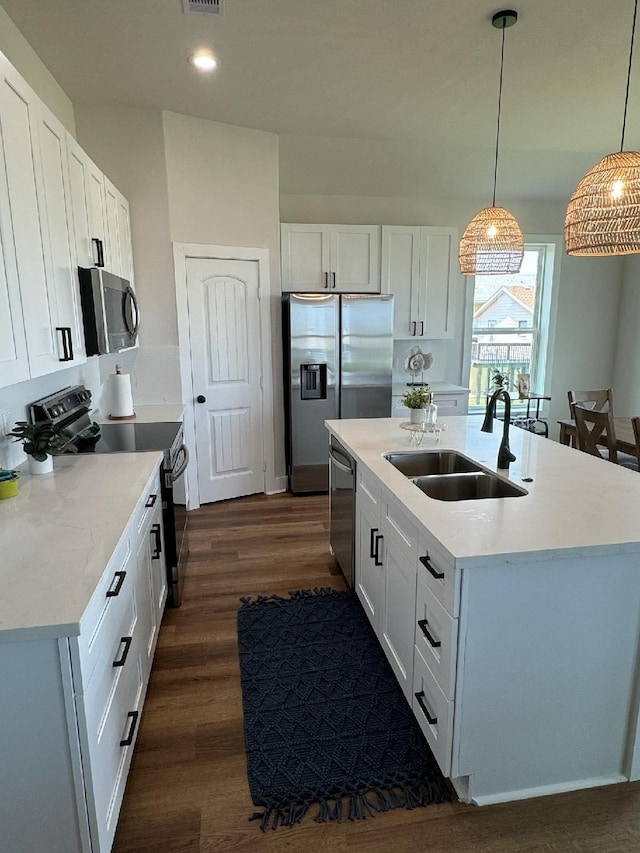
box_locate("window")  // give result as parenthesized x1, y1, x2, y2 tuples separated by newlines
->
(467, 244, 556, 412)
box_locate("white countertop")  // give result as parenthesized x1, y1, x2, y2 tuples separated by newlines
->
(327, 416, 640, 566)
(0, 452, 162, 641)
(93, 403, 184, 424)
(392, 381, 469, 396)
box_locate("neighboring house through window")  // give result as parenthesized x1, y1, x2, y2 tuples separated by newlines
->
(467, 243, 558, 412)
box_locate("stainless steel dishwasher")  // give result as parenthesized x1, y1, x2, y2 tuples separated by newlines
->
(329, 436, 356, 587)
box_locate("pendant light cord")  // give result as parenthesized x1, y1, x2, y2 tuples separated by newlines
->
(492, 17, 507, 207)
(621, 0, 639, 151)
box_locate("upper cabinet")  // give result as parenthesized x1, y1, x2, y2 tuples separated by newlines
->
(281, 224, 381, 292)
(0, 49, 134, 390)
(381, 225, 458, 340)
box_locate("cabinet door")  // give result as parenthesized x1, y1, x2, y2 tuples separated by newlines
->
(149, 505, 168, 627)
(332, 225, 380, 292)
(0, 57, 59, 378)
(67, 136, 105, 269)
(418, 227, 457, 339)
(104, 177, 122, 276)
(135, 520, 157, 680)
(382, 225, 421, 338)
(355, 496, 384, 632)
(32, 103, 86, 367)
(116, 191, 134, 283)
(280, 223, 331, 291)
(381, 539, 417, 701)
(0, 147, 29, 387)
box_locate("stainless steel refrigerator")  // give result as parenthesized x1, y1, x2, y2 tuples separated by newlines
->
(282, 292, 394, 493)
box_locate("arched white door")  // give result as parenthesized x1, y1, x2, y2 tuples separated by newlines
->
(186, 256, 265, 503)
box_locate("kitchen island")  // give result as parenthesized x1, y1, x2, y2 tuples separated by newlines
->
(326, 416, 640, 806)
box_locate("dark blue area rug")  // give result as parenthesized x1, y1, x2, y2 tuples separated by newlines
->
(237, 587, 452, 830)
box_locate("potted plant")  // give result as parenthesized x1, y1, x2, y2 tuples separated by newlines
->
(8, 420, 75, 474)
(402, 386, 431, 424)
(490, 370, 510, 390)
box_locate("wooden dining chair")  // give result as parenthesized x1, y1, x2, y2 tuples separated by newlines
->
(632, 417, 640, 468)
(567, 388, 614, 418)
(572, 403, 618, 463)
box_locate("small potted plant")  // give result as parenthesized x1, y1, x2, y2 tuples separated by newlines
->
(491, 370, 510, 390)
(402, 386, 431, 424)
(8, 420, 75, 474)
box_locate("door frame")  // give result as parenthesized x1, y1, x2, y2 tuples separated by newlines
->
(173, 243, 276, 510)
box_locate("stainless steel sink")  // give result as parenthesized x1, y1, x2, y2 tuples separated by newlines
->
(383, 450, 483, 477)
(412, 472, 527, 501)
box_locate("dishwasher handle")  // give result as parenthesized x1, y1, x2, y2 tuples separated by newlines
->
(329, 448, 353, 475)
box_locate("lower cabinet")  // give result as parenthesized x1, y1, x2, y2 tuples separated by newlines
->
(355, 471, 418, 702)
(0, 467, 167, 853)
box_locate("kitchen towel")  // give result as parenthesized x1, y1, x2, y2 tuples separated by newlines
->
(109, 366, 135, 419)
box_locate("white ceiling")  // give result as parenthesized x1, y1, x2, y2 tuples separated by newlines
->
(2, 0, 639, 201)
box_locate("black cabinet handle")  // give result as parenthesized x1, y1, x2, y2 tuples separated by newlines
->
(369, 527, 378, 559)
(417, 618, 441, 648)
(56, 326, 73, 362)
(415, 691, 437, 725)
(419, 553, 444, 580)
(112, 636, 133, 667)
(420, 321, 424, 336)
(411, 321, 416, 336)
(106, 570, 126, 598)
(374, 533, 384, 567)
(196, 395, 206, 404)
(92, 237, 105, 267)
(119, 710, 139, 747)
(151, 523, 162, 559)
(324, 272, 329, 289)
(332, 272, 336, 289)
(145, 493, 157, 508)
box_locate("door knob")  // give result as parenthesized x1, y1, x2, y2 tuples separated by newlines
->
(196, 395, 206, 404)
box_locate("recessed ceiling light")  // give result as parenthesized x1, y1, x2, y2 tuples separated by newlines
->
(188, 51, 219, 71)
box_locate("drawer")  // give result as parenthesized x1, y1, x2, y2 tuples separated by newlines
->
(412, 645, 454, 777)
(357, 468, 381, 516)
(74, 537, 134, 691)
(417, 527, 459, 616)
(415, 577, 457, 699)
(130, 470, 162, 539)
(434, 392, 469, 417)
(83, 576, 137, 731)
(82, 643, 144, 853)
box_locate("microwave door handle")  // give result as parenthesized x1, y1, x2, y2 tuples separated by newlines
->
(172, 444, 190, 482)
(124, 287, 140, 337)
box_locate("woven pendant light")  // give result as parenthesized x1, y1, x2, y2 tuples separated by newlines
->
(459, 10, 524, 275)
(565, 0, 640, 256)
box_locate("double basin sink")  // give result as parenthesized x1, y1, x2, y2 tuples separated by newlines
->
(383, 450, 527, 501)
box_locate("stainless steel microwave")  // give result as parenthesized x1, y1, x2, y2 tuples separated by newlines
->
(78, 267, 140, 355)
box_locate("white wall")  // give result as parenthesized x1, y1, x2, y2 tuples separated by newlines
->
(162, 111, 284, 485)
(0, 4, 75, 135)
(613, 254, 640, 416)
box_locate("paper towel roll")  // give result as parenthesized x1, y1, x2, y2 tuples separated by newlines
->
(109, 367, 135, 419)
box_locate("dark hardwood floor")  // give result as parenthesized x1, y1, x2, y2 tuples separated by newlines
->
(113, 492, 640, 852)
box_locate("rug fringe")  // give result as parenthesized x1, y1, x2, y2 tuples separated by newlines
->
(239, 587, 350, 609)
(250, 779, 451, 831)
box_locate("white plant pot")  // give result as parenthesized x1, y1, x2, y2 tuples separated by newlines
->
(28, 455, 53, 475)
(409, 408, 427, 425)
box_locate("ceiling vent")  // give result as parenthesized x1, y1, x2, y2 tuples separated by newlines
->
(183, 0, 223, 15)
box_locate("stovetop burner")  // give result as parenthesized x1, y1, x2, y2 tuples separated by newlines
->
(75, 421, 183, 455)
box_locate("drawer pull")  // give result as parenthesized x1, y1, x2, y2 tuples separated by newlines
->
(419, 553, 445, 580)
(417, 618, 441, 648)
(106, 570, 126, 598)
(415, 690, 438, 725)
(374, 533, 384, 567)
(112, 636, 133, 668)
(369, 527, 378, 559)
(145, 493, 157, 508)
(151, 523, 162, 559)
(119, 710, 139, 747)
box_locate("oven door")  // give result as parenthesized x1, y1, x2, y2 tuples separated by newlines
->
(164, 444, 189, 607)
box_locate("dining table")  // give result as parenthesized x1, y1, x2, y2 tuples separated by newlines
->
(558, 416, 638, 456)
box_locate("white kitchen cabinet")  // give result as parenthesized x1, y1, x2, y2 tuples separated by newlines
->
(381, 225, 458, 339)
(1, 464, 166, 853)
(67, 136, 109, 270)
(392, 383, 470, 419)
(281, 223, 381, 292)
(355, 469, 417, 702)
